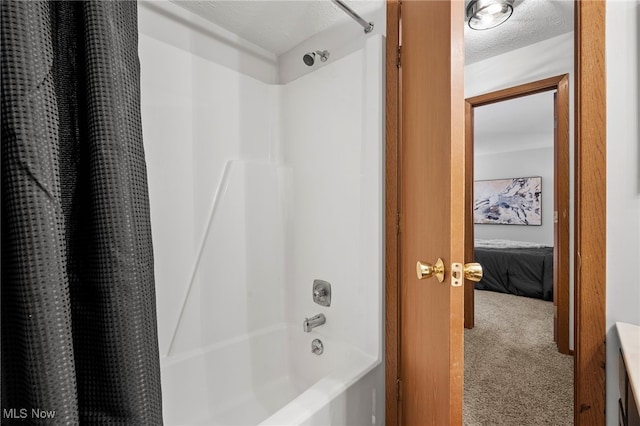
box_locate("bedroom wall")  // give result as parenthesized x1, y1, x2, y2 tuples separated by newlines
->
(465, 31, 575, 349)
(606, 1, 640, 425)
(474, 146, 554, 246)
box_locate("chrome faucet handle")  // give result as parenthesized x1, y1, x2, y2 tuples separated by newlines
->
(312, 280, 331, 307)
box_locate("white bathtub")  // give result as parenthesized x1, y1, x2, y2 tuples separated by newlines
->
(161, 324, 379, 425)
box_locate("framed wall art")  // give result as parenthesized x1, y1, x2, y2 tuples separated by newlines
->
(474, 177, 542, 225)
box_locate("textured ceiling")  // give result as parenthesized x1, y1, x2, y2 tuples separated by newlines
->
(474, 91, 555, 154)
(169, 0, 382, 56)
(465, 0, 573, 64)
(170, 0, 573, 62)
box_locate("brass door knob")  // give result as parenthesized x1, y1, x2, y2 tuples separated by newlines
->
(416, 258, 445, 282)
(464, 262, 483, 282)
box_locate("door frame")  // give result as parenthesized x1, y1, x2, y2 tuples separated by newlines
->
(463, 74, 571, 356)
(384, 0, 606, 424)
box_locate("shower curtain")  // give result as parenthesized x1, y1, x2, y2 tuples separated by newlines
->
(1, 1, 163, 424)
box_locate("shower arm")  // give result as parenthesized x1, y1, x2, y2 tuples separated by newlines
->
(331, 0, 374, 34)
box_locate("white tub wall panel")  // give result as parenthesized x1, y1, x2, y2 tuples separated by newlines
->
(190, 59, 240, 232)
(142, 3, 386, 423)
(301, 365, 383, 426)
(140, 33, 196, 356)
(261, 348, 380, 426)
(169, 162, 286, 354)
(268, 85, 285, 165)
(167, 270, 204, 356)
(188, 51, 276, 242)
(201, 326, 292, 419)
(139, 3, 280, 357)
(241, 162, 287, 336)
(237, 83, 276, 161)
(138, 2, 279, 85)
(359, 35, 385, 358)
(161, 353, 209, 424)
(277, 0, 386, 84)
(197, 163, 249, 346)
(287, 327, 354, 389)
(282, 49, 369, 354)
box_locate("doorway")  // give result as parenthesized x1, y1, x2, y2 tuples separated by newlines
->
(384, 1, 606, 424)
(463, 76, 573, 424)
(464, 75, 571, 355)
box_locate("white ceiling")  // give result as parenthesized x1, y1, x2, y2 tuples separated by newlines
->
(170, 0, 573, 62)
(465, 0, 573, 64)
(168, 1, 567, 155)
(169, 0, 382, 56)
(474, 91, 555, 155)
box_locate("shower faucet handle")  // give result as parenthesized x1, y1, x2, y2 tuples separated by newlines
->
(312, 280, 331, 307)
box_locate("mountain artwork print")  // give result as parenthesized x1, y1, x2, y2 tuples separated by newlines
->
(474, 177, 542, 225)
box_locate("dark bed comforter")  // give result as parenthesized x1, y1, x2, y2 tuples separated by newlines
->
(474, 247, 554, 301)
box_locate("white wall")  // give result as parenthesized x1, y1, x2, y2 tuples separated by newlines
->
(465, 31, 575, 348)
(138, 2, 278, 84)
(281, 37, 384, 359)
(138, 1, 281, 357)
(475, 147, 554, 245)
(606, 1, 640, 425)
(138, 1, 385, 423)
(278, 3, 385, 84)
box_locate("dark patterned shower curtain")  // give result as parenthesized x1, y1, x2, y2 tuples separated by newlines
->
(1, 1, 163, 424)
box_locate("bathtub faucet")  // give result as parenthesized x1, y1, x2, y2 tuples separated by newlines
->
(303, 313, 326, 332)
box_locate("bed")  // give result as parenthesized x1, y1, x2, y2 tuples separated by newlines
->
(474, 239, 554, 301)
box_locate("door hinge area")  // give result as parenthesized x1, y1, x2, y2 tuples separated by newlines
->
(396, 212, 401, 234)
(396, 379, 403, 401)
(397, 46, 402, 68)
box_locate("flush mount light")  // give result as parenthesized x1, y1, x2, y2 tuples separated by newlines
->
(466, 0, 515, 30)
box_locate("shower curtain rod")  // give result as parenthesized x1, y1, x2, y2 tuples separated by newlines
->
(331, 0, 374, 34)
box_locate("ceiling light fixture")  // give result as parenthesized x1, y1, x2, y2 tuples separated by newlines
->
(466, 0, 515, 30)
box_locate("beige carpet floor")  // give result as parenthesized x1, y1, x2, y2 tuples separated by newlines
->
(464, 290, 574, 425)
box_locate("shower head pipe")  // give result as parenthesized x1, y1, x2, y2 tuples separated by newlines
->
(331, 0, 374, 34)
(303, 50, 330, 66)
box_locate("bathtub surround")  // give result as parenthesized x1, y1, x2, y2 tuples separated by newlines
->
(1, 1, 163, 424)
(139, 2, 385, 424)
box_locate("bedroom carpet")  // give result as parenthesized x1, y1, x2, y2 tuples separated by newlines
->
(464, 290, 574, 425)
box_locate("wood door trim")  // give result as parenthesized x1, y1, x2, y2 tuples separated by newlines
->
(384, 1, 606, 424)
(574, 1, 606, 424)
(385, 0, 400, 424)
(464, 74, 571, 354)
(555, 76, 571, 355)
(464, 102, 474, 329)
(466, 74, 568, 107)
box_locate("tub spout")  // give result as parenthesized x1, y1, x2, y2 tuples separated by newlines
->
(303, 313, 326, 332)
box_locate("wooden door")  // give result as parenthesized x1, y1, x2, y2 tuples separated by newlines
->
(399, 1, 466, 424)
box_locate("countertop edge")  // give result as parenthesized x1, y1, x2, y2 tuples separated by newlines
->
(617, 322, 640, 412)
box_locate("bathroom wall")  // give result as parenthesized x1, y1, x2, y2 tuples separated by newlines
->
(606, 1, 640, 425)
(474, 146, 554, 245)
(138, 1, 282, 356)
(280, 36, 384, 359)
(138, 1, 384, 408)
